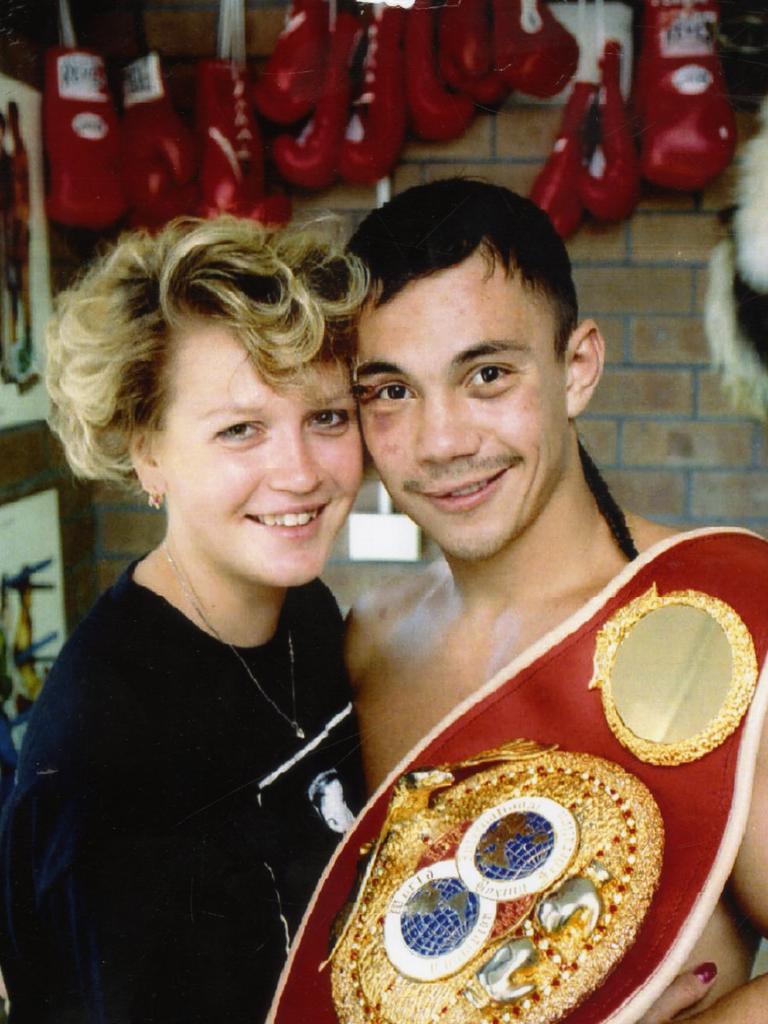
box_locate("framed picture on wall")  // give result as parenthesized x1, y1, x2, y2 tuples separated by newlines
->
(0, 73, 52, 428)
(0, 489, 65, 798)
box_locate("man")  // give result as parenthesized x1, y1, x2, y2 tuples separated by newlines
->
(345, 178, 671, 785)
(269, 180, 768, 1024)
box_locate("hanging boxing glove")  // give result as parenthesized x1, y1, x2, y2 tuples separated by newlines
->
(248, 190, 293, 226)
(339, 7, 407, 186)
(578, 40, 639, 222)
(252, 0, 329, 124)
(635, 0, 736, 191)
(272, 10, 362, 190)
(197, 58, 266, 215)
(440, 0, 490, 80)
(44, 46, 126, 229)
(529, 80, 597, 238)
(492, 0, 579, 98)
(121, 52, 198, 229)
(201, 0, 291, 225)
(439, 0, 509, 108)
(406, 0, 475, 141)
(458, 69, 510, 107)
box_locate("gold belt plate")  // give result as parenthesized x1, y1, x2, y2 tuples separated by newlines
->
(330, 742, 663, 1024)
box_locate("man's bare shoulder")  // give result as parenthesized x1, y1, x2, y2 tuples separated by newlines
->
(626, 513, 679, 553)
(345, 559, 448, 687)
(626, 515, 764, 555)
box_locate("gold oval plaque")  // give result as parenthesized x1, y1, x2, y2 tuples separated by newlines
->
(590, 586, 758, 765)
(330, 744, 663, 1024)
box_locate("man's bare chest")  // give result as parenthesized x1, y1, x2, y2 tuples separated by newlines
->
(357, 630, 515, 787)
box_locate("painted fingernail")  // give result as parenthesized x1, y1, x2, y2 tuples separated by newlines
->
(694, 962, 717, 985)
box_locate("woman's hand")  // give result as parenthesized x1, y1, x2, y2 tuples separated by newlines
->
(637, 963, 717, 1023)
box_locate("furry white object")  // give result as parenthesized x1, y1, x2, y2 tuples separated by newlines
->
(734, 94, 768, 289)
(705, 236, 768, 417)
(704, 91, 768, 418)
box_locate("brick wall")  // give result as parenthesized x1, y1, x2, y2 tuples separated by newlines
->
(1, 1, 765, 620)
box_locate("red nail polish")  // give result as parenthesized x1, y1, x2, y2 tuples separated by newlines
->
(694, 962, 717, 985)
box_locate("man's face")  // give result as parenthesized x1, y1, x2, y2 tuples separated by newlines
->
(355, 252, 580, 563)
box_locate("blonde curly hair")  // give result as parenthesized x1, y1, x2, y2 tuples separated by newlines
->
(46, 215, 368, 487)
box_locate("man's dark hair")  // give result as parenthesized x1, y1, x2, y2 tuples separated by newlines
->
(348, 177, 578, 357)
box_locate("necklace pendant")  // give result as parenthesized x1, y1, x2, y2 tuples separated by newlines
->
(295, 725, 305, 740)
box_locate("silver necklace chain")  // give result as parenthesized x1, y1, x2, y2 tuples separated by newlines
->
(162, 543, 304, 739)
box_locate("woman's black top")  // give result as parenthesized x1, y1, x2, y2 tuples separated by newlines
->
(0, 567, 365, 1023)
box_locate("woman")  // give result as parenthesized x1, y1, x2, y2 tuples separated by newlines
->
(0, 216, 368, 1023)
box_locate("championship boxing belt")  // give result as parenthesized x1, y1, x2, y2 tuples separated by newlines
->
(268, 528, 768, 1024)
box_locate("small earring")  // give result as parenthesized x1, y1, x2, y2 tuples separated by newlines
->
(147, 491, 164, 510)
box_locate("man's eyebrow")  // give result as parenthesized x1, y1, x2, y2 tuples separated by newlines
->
(354, 342, 531, 381)
(451, 341, 531, 367)
(354, 359, 405, 379)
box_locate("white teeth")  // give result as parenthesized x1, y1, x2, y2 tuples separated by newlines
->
(447, 480, 486, 498)
(257, 510, 319, 527)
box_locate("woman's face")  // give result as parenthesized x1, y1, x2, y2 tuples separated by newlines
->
(136, 324, 362, 595)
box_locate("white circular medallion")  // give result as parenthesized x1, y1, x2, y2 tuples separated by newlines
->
(456, 796, 578, 901)
(383, 859, 497, 981)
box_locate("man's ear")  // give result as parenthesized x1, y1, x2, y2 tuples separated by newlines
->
(564, 319, 605, 419)
(130, 431, 165, 498)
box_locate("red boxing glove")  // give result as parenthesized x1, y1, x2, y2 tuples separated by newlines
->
(44, 47, 126, 229)
(339, 7, 407, 186)
(579, 40, 640, 222)
(405, 0, 475, 142)
(121, 52, 198, 229)
(635, 0, 736, 191)
(249, 191, 292, 227)
(196, 58, 266, 216)
(252, 0, 329, 125)
(439, 0, 509, 107)
(458, 70, 510, 108)
(492, 0, 579, 98)
(272, 11, 362, 190)
(440, 0, 491, 80)
(529, 80, 597, 238)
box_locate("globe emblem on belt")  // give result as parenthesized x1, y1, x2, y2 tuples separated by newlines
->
(457, 796, 579, 901)
(383, 796, 578, 981)
(383, 860, 497, 981)
(400, 875, 480, 955)
(472, 810, 556, 882)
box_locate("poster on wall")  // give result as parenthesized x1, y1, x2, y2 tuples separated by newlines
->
(0, 73, 52, 428)
(0, 489, 65, 799)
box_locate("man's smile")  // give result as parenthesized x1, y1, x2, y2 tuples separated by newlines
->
(425, 467, 511, 500)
